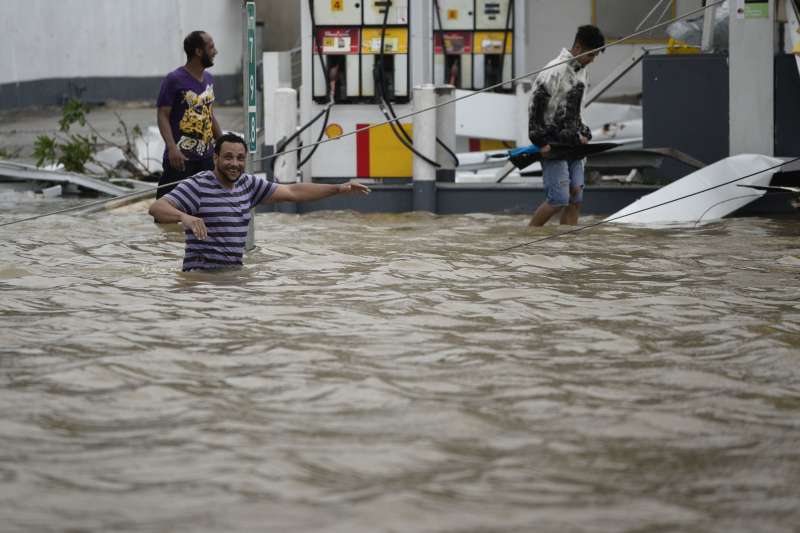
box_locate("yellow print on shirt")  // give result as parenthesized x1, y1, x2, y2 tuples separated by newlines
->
(177, 85, 215, 157)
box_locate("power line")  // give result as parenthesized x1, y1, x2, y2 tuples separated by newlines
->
(254, 0, 726, 162)
(498, 156, 800, 253)
(0, 0, 726, 229)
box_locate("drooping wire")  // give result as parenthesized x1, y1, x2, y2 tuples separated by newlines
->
(251, 0, 726, 163)
(271, 102, 331, 172)
(373, 1, 441, 168)
(497, 0, 514, 90)
(0, 0, 727, 229)
(431, 0, 461, 167)
(497, 156, 800, 253)
(291, 0, 336, 170)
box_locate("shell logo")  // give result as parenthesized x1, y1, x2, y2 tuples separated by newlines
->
(325, 123, 344, 139)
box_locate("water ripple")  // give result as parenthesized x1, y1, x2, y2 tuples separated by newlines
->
(0, 208, 799, 532)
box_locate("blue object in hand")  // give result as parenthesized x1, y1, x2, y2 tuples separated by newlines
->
(507, 144, 542, 169)
(508, 144, 541, 158)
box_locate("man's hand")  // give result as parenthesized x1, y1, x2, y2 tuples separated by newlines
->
(168, 145, 187, 171)
(579, 135, 589, 145)
(540, 144, 552, 153)
(336, 182, 371, 195)
(180, 213, 207, 240)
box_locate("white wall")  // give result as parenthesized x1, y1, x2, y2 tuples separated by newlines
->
(525, 0, 704, 98)
(0, 0, 243, 85)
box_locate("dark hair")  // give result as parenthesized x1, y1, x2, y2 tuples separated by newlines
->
(183, 31, 207, 62)
(214, 132, 248, 155)
(574, 25, 605, 52)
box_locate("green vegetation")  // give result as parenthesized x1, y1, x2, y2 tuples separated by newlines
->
(33, 99, 149, 178)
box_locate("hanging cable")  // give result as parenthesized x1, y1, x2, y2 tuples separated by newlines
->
(0, 0, 727, 228)
(497, 155, 800, 253)
(497, 0, 514, 90)
(289, 0, 337, 170)
(297, 103, 331, 169)
(371, 1, 441, 168)
(431, 0, 462, 167)
(250, 0, 727, 163)
(270, 102, 333, 170)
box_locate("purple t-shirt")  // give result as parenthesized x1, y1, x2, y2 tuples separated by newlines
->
(164, 171, 277, 271)
(156, 67, 216, 162)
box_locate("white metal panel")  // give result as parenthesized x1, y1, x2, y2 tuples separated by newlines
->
(454, 88, 516, 140)
(606, 155, 781, 225)
(729, 0, 774, 156)
(262, 51, 292, 145)
(473, 54, 485, 89)
(346, 55, 360, 97)
(363, 0, 409, 25)
(476, 0, 512, 30)
(394, 55, 409, 96)
(313, 54, 327, 98)
(361, 54, 376, 96)
(0, 0, 242, 83)
(434, 0, 475, 31)
(461, 54, 472, 89)
(502, 53, 512, 86)
(308, 105, 413, 177)
(434, 54, 446, 85)
(312, 0, 361, 25)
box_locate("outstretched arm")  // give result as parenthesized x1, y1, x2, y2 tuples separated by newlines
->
(265, 181, 370, 204)
(148, 198, 208, 240)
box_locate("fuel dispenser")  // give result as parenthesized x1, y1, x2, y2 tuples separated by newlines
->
(303, 0, 417, 180)
(311, 0, 410, 104)
(433, 0, 515, 91)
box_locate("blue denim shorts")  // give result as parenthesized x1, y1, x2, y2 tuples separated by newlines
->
(542, 159, 585, 207)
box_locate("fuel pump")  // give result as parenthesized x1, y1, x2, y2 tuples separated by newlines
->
(310, 0, 361, 103)
(474, 0, 514, 90)
(363, 0, 409, 101)
(433, 0, 474, 88)
(303, 0, 417, 180)
(433, 0, 514, 91)
(310, 0, 409, 104)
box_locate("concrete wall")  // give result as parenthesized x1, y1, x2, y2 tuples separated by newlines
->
(0, 0, 712, 108)
(254, 0, 302, 51)
(525, 0, 704, 98)
(0, 0, 243, 108)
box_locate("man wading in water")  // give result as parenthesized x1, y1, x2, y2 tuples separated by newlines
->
(528, 25, 605, 227)
(148, 133, 370, 271)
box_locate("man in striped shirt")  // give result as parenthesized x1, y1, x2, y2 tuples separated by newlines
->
(148, 133, 370, 271)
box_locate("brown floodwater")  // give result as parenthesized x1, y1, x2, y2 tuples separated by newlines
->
(1, 192, 799, 532)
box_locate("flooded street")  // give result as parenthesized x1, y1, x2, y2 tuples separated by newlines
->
(1, 195, 799, 532)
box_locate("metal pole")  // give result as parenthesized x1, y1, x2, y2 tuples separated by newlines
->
(412, 84, 437, 212)
(701, 2, 718, 52)
(435, 84, 456, 183)
(729, 0, 774, 156)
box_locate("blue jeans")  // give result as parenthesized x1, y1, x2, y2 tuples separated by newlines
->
(542, 159, 585, 207)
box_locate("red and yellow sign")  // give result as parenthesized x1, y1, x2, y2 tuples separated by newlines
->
(434, 32, 473, 54)
(314, 28, 360, 54)
(356, 123, 413, 178)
